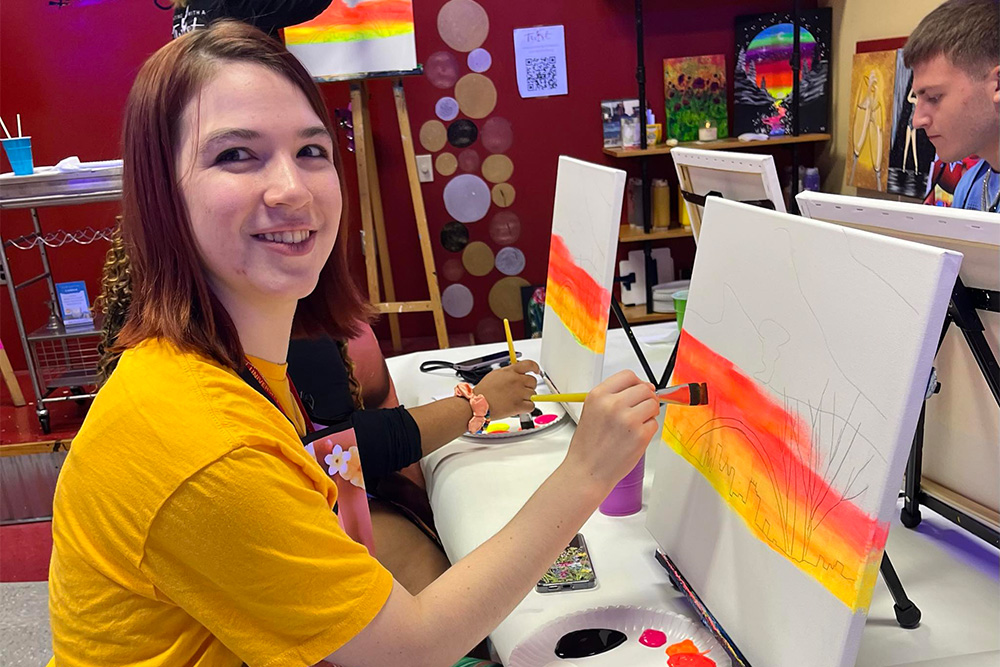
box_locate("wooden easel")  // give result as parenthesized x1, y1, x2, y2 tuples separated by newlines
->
(349, 78, 449, 352)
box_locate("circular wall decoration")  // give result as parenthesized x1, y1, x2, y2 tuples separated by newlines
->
(467, 48, 492, 73)
(494, 246, 526, 276)
(435, 152, 458, 176)
(437, 0, 489, 52)
(441, 284, 474, 318)
(489, 276, 530, 321)
(481, 117, 513, 154)
(454, 73, 497, 119)
(425, 51, 461, 89)
(481, 154, 514, 184)
(443, 174, 491, 223)
(458, 148, 481, 173)
(447, 119, 479, 148)
(419, 120, 447, 152)
(435, 96, 460, 122)
(489, 211, 521, 245)
(491, 182, 516, 207)
(462, 241, 495, 277)
(442, 257, 465, 282)
(440, 220, 470, 252)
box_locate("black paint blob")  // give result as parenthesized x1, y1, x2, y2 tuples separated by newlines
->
(554, 628, 628, 659)
(440, 221, 470, 253)
(447, 119, 479, 148)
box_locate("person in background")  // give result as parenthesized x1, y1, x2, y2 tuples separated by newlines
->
(52, 21, 661, 666)
(904, 0, 999, 212)
(171, 0, 331, 38)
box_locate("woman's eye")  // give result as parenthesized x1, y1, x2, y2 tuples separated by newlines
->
(215, 147, 252, 163)
(299, 144, 330, 159)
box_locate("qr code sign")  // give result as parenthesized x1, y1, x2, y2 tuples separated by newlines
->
(525, 56, 558, 92)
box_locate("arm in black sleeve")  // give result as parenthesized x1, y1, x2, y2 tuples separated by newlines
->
(350, 407, 423, 490)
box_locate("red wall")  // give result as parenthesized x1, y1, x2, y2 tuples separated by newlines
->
(0, 0, 813, 370)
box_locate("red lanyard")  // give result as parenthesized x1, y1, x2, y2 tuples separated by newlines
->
(243, 358, 313, 435)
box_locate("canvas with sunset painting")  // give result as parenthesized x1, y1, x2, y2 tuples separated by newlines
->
(285, 0, 418, 81)
(733, 9, 831, 137)
(539, 157, 626, 423)
(647, 198, 960, 666)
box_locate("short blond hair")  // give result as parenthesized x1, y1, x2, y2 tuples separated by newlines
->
(903, 0, 999, 77)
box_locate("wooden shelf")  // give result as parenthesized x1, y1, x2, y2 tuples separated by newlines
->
(619, 224, 693, 243)
(616, 301, 678, 324)
(603, 133, 832, 158)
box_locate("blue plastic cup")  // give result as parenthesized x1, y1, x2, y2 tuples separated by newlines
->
(2, 137, 34, 176)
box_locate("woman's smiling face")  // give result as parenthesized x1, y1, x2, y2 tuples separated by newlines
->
(174, 62, 342, 309)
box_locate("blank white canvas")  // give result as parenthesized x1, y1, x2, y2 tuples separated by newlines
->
(672, 148, 785, 241)
(797, 191, 1000, 518)
(540, 157, 626, 422)
(646, 198, 961, 667)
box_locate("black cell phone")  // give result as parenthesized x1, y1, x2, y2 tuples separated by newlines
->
(536, 533, 597, 593)
(419, 350, 521, 383)
(454, 350, 519, 375)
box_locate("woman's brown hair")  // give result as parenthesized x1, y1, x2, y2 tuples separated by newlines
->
(107, 20, 370, 374)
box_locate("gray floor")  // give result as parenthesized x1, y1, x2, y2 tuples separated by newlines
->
(0, 581, 50, 666)
(1, 502, 996, 666)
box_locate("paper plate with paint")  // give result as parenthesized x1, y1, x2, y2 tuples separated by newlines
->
(508, 605, 731, 667)
(462, 388, 569, 441)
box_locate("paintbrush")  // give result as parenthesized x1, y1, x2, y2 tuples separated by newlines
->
(503, 318, 535, 430)
(532, 382, 710, 406)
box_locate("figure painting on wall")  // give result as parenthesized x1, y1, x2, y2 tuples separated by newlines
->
(846, 50, 896, 192)
(887, 48, 935, 198)
(734, 9, 832, 137)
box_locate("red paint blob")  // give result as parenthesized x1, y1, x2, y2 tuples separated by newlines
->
(638, 629, 667, 647)
(534, 413, 558, 425)
(667, 654, 715, 667)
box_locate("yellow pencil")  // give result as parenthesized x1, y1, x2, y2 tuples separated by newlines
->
(532, 383, 709, 406)
(503, 318, 517, 365)
(531, 393, 589, 402)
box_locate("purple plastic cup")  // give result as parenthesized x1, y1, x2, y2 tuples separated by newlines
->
(599, 455, 645, 516)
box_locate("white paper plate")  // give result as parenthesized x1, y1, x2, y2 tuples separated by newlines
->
(508, 605, 731, 667)
(461, 399, 569, 440)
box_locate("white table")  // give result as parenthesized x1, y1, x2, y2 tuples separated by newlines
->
(386, 324, 1000, 667)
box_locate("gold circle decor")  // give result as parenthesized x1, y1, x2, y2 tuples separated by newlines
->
(491, 182, 516, 207)
(454, 73, 497, 119)
(488, 277, 530, 321)
(481, 154, 514, 184)
(462, 241, 495, 277)
(419, 120, 447, 152)
(436, 153, 458, 176)
(437, 0, 489, 53)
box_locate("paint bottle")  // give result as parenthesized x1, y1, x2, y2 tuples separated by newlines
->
(627, 178, 644, 228)
(599, 455, 644, 517)
(652, 179, 671, 228)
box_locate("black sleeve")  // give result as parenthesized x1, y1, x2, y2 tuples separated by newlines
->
(288, 336, 423, 489)
(350, 407, 423, 490)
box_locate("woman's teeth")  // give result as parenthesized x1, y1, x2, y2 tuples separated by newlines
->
(258, 230, 310, 244)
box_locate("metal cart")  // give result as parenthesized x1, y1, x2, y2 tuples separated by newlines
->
(0, 162, 121, 433)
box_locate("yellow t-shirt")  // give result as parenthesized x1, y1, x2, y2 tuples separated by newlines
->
(48, 338, 393, 667)
(245, 354, 307, 436)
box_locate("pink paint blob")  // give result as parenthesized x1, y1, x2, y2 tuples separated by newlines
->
(534, 413, 558, 425)
(638, 629, 667, 648)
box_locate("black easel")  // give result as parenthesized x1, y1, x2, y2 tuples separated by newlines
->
(900, 276, 1000, 548)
